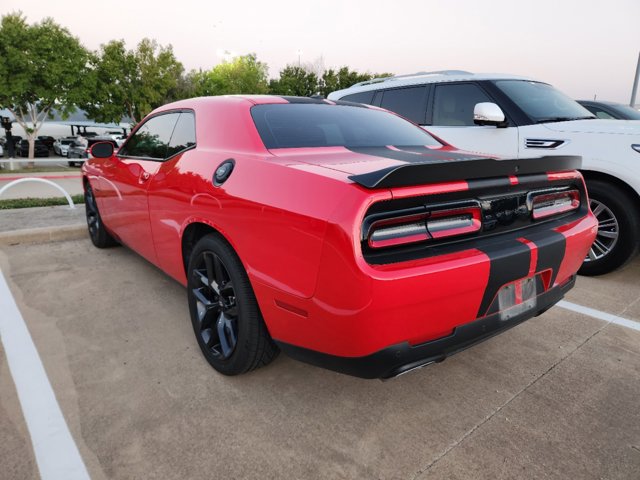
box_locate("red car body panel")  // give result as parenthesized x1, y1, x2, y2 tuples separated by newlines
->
(83, 95, 597, 378)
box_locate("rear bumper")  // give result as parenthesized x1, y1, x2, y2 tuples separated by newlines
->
(276, 275, 575, 379)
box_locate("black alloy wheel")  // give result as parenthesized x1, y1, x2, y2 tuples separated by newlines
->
(84, 183, 117, 248)
(192, 251, 239, 360)
(187, 234, 278, 375)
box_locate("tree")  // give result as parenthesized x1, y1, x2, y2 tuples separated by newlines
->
(190, 54, 269, 97)
(269, 65, 319, 97)
(0, 13, 90, 161)
(84, 38, 184, 124)
(319, 67, 392, 97)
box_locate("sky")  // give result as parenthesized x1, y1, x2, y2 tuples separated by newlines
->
(3, 0, 639, 103)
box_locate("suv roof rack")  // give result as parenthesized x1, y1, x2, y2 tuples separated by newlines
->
(352, 70, 474, 88)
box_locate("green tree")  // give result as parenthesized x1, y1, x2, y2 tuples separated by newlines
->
(84, 38, 183, 124)
(191, 54, 269, 96)
(269, 65, 319, 97)
(319, 67, 392, 97)
(0, 13, 90, 161)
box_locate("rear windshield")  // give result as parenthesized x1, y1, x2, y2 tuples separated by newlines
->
(251, 103, 441, 149)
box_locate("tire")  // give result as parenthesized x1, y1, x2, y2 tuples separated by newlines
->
(68, 161, 76, 167)
(187, 234, 278, 375)
(579, 179, 640, 276)
(84, 182, 117, 248)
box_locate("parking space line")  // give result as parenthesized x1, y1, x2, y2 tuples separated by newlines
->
(557, 300, 640, 332)
(0, 271, 90, 480)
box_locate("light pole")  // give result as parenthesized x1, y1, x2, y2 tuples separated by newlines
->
(630, 51, 640, 107)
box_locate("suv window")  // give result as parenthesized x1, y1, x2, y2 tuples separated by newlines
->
(379, 86, 428, 124)
(120, 113, 180, 160)
(166, 112, 196, 157)
(494, 80, 593, 123)
(341, 91, 375, 105)
(432, 83, 492, 126)
(587, 107, 615, 120)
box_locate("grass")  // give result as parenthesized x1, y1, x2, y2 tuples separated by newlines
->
(0, 194, 85, 210)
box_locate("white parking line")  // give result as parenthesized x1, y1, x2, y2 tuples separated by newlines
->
(557, 300, 640, 332)
(0, 271, 90, 480)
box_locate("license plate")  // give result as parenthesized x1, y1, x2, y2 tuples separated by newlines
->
(498, 277, 537, 320)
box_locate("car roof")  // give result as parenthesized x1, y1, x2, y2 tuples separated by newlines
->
(152, 94, 373, 116)
(328, 70, 536, 98)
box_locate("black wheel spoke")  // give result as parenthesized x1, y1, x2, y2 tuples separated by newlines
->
(203, 252, 218, 293)
(191, 250, 239, 360)
(216, 312, 237, 358)
(213, 255, 225, 292)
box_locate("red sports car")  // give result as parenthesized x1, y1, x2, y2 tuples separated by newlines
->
(82, 95, 597, 378)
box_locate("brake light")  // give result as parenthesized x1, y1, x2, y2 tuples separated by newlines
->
(368, 206, 481, 249)
(530, 190, 580, 220)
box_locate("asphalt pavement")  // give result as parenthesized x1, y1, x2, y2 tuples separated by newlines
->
(0, 234, 638, 479)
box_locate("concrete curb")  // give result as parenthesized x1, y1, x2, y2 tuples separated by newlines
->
(0, 224, 87, 246)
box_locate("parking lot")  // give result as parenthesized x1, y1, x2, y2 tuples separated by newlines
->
(0, 236, 638, 479)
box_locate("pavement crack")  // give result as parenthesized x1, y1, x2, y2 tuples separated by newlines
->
(409, 323, 608, 480)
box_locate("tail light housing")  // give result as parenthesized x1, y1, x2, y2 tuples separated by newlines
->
(529, 189, 580, 220)
(367, 205, 482, 249)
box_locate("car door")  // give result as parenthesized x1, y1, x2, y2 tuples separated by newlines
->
(100, 112, 180, 264)
(424, 83, 520, 157)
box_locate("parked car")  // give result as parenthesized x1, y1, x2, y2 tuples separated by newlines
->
(82, 95, 596, 378)
(53, 137, 77, 157)
(16, 139, 50, 157)
(102, 130, 127, 146)
(9, 135, 22, 148)
(37, 135, 55, 150)
(329, 71, 640, 275)
(67, 137, 118, 167)
(577, 100, 640, 120)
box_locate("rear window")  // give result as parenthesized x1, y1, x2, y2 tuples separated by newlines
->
(251, 104, 441, 149)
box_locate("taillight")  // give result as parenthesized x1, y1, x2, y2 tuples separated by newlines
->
(368, 206, 481, 249)
(427, 207, 482, 239)
(529, 189, 580, 220)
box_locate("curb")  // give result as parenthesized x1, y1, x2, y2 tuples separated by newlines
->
(0, 224, 87, 246)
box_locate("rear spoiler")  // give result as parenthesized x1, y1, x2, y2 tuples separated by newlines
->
(349, 155, 582, 189)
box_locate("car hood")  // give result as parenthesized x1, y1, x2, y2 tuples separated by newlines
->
(542, 119, 640, 135)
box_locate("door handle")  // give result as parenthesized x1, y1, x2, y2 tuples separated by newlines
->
(139, 171, 151, 182)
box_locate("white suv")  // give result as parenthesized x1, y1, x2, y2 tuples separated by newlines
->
(329, 71, 640, 275)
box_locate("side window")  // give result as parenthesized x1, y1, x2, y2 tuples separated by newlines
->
(120, 113, 180, 160)
(591, 109, 615, 120)
(166, 112, 196, 157)
(432, 84, 492, 126)
(341, 91, 375, 105)
(379, 86, 428, 124)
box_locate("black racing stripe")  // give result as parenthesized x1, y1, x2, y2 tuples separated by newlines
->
(280, 96, 327, 104)
(467, 177, 513, 189)
(524, 230, 567, 287)
(333, 100, 369, 108)
(476, 240, 531, 317)
(516, 173, 548, 184)
(347, 146, 484, 164)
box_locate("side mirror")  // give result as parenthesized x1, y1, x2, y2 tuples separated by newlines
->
(90, 141, 114, 158)
(473, 102, 507, 127)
